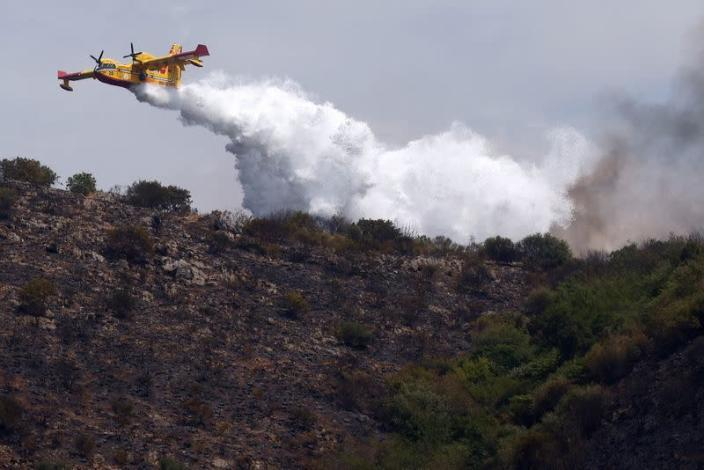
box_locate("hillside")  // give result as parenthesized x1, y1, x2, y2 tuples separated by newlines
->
(1, 166, 704, 469)
(0, 179, 528, 468)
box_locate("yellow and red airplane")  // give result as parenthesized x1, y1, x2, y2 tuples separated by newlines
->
(57, 43, 209, 92)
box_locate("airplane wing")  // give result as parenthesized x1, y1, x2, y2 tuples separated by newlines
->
(136, 44, 210, 69)
(57, 69, 94, 91)
(57, 69, 94, 81)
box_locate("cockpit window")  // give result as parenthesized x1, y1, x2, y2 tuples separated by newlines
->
(97, 63, 116, 70)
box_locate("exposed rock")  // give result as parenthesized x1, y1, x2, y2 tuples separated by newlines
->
(0, 180, 536, 468)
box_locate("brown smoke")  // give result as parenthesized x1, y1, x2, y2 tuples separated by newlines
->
(553, 44, 704, 254)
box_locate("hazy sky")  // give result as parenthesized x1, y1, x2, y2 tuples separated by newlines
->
(1, 1, 702, 212)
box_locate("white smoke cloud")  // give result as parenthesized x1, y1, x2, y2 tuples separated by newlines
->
(134, 74, 596, 243)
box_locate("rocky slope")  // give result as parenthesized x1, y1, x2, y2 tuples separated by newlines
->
(0, 181, 528, 468)
(584, 337, 704, 469)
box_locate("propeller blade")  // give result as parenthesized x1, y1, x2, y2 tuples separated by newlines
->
(123, 43, 143, 60)
(91, 50, 104, 65)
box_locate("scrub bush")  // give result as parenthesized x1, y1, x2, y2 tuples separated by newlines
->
(106, 288, 137, 319)
(337, 321, 373, 349)
(0, 187, 18, 219)
(519, 233, 572, 270)
(457, 256, 492, 293)
(104, 225, 153, 263)
(18, 277, 57, 316)
(584, 332, 647, 384)
(1, 157, 57, 186)
(281, 290, 309, 319)
(483, 236, 519, 263)
(125, 180, 191, 212)
(66, 172, 96, 195)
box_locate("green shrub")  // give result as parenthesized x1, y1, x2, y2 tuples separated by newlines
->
(528, 277, 632, 359)
(18, 277, 57, 316)
(680, 238, 703, 262)
(337, 321, 373, 350)
(349, 218, 411, 252)
(1, 157, 57, 186)
(243, 216, 290, 242)
(0, 395, 23, 434)
(241, 211, 323, 245)
(66, 172, 96, 195)
(354, 219, 403, 244)
(510, 349, 561, 381)
(531, 377, 571, 422)
(106, 288, 137, 319)
(483, 236, 519, 263)
(519, 233, 572, 270)
(645, 257, 704, 352)
(454, 360, 522, 408)
(584, 332, 646, 384)
(0, 187, 17, 219)
(508, 394, 534, 425)
(383, 368, 468, 444)
(524, 287, 553, 315)
(104, 225, 153, 263)
(470, 315, 534, 371)
(281, 290, 309, 319)
(379, 366, 495, 467)
(125, 180, 191, 212)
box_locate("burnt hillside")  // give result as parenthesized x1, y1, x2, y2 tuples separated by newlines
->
(0, 180, 527, 468)
(1, 172, 704, 469)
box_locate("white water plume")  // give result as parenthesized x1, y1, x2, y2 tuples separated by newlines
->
(134, 74, 596, 243)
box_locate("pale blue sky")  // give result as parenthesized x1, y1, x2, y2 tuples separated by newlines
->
(1, 1, 702, 211)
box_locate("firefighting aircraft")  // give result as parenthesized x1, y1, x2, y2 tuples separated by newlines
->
(57, 42, 209, 92)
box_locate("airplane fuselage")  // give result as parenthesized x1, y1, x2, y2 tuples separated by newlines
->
(93, 59, 178, 89)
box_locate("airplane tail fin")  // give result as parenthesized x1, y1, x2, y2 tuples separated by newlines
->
(167, 43, 183, 86)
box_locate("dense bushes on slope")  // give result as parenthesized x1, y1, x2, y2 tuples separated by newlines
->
(234, 211, 574, 267)
(1, 157, 57, 186)
(332, 235, 704, 469)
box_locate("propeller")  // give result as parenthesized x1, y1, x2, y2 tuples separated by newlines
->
(123, 42, 143, 62)
(90, 50, 104, 68)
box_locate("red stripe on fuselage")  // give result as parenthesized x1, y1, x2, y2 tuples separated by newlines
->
(95, 71, 133, 89)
